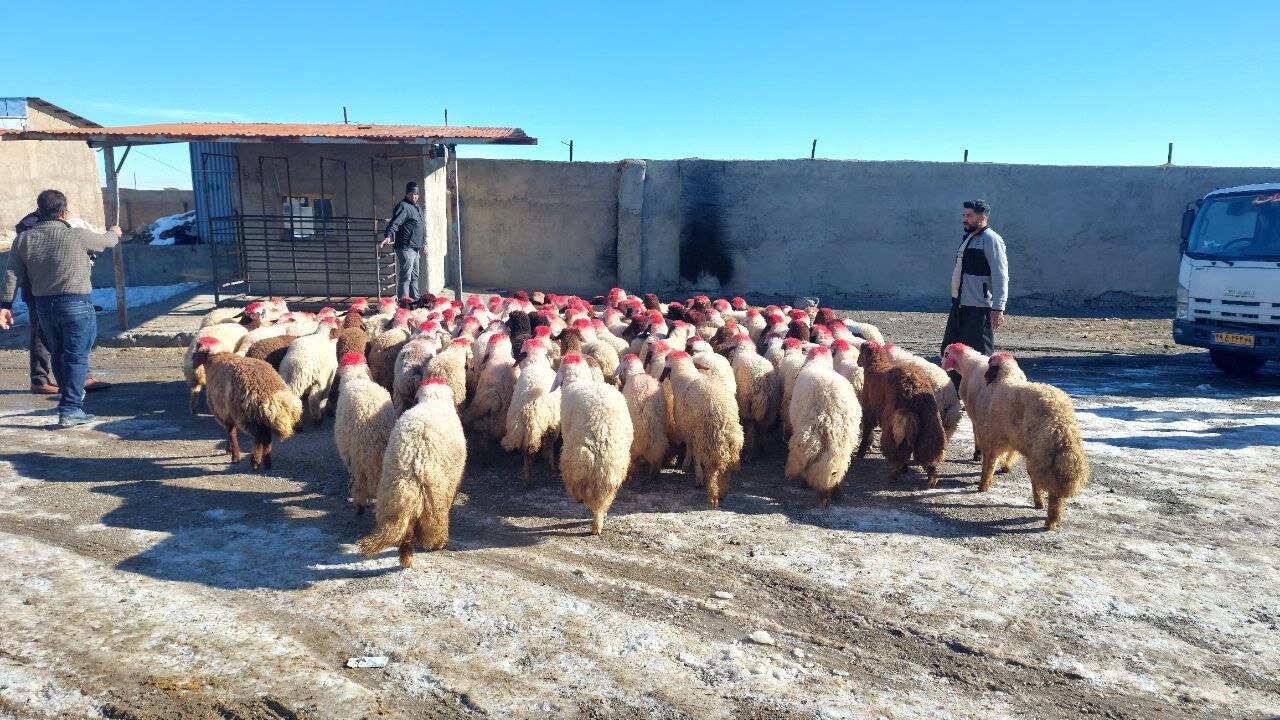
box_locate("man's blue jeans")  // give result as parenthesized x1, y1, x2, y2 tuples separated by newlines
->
(35, 294, 97, 415)
(395, 246, 420, 299)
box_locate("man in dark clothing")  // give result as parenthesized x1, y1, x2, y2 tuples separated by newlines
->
(13, 211, 111, 396)
(940, 199, 1009, 385)
(1, 190, 122, 427)
(379, 182, 424, 303)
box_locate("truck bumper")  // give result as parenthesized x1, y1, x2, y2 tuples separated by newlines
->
(1173, 319, 1280, 358)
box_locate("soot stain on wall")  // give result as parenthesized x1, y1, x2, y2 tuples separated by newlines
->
(678, 162, 734, 285)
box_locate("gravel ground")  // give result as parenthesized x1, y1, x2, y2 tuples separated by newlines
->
(0, 311, 1277, 719)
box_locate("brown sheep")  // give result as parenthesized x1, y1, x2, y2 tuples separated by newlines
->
(192, 336, 301, 472)
(245, 334, 296, 370)
(856, 342, 945, 486)
(975, 353, 1089, 529)
(367, 308, 413, 390)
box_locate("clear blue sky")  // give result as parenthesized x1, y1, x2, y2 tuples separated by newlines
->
(5, 0, 1278, 189)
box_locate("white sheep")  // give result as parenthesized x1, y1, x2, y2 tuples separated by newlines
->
(426, 338, 472, 412)
(614, 354, 669, 481)
(357, 378, 467, 567)
(785, 346, 861, 505)
(831, 339, 864, 398)
(501, 338, 562, 487)
(729, 335, 781, 460)
(279, 321, 341, 427)
(334, 352, 395, 514)
(392, 328, 442, 414)
(462, 333, 520, 461)
(554, 354, 634, 534)
(662, 351, 743, 509)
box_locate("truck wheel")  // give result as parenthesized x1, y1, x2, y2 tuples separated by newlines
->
(1209, 348, 1266, 377)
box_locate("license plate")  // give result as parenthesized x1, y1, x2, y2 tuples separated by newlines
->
(1214, 332, 1255, 348)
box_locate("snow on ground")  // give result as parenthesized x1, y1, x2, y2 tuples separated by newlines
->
(6, 283, 198, 327)
(0, 349, 1276, 718)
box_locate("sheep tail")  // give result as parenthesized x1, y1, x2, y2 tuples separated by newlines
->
(262, 389, 302, 440)
(1047, 423, 1089, 498)
(358, 476, 422, 556)
(909, 392, 946, 465)
(889, 409, 918, 455)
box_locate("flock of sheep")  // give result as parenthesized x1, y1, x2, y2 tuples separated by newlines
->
(184, 290, 1089, 568)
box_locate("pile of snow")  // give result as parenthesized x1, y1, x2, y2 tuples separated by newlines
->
(6, 282, 199, 327)
(136, 210, 198, 246)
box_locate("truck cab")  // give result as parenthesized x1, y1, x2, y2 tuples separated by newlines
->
(1173, 183, 1280, 376)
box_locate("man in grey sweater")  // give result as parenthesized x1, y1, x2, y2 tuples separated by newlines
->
(940, 199, 1008, 380)
(0, 190, 122, 427)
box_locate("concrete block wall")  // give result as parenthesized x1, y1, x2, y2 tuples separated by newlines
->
(455, 158, 1280, 308)
(112, 188, 194, 234)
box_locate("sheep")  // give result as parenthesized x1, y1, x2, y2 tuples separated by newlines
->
(235, 321, 290, 355)
(279, 321, 341, 428)
(334, 352, 395, 514)
(841, 319, 884, 344)
(856, 342, 945, 486)
(425, 337, 473, 413)
(245, 334, 296, 370)
(661, 351, 743, 509)
(501, 338, 562, 487)
(614, 354, 669, 481)
(886, 344, 963, 446)
(200, 306, 245, 327)
(191, 335, 301, 471)
(367, 309, 413, 390)
(729, 335, 781, 460)
(785, 346, 861, 505)
(688, 339, 737, 397)
(942, 342, 1023, 470)
(553, 354, 634, 534)
(461, 333, 520, 461)
(776, 338, 808, 440)
(357, 378, 467, 567)
(363, 297, 401, 339)
(831, 339, 864, 398)
(974, 354, 1088, 529)
(183, 321, 248, 414)
(392, 328, 443, 414)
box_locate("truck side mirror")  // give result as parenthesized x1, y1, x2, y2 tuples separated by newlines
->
(1180, 206, 1196, 249)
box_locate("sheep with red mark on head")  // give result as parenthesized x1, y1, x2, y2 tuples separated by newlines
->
(553, 354, 633, 534)
(942, 342, 1022, 469)
(856, 342, 946, 486)
(462, 333, 520, 461)
(502, 338, 562, 488)
(358, 377, 467, 567)
(334, 352, 395, 514)
(785, 345, 861, 505)
(191, 335, 301, 471)
(661, 351, 743, 509)
(279, 319, 343, 428)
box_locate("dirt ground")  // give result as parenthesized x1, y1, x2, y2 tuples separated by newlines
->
(1, 310, 1277, 719)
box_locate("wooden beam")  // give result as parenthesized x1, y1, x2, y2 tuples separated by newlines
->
(445, 144, 463, 302)
(102, 145, 128, 330)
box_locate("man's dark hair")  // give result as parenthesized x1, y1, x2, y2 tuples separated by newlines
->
(963, 199, 990, 216)
(37, 189, 67, 221)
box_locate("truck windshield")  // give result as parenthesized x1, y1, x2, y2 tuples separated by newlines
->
(1187, 192, 1280, 260)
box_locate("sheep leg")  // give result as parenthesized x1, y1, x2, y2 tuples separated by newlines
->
(250, 442, 265, 471)
(521, 452, 534, 488)
(706, 469, 721, 510)
(542, 442, 557, 476)
(262, 440, 273, 471)
(887, 462, 906, 483)
(997, 451, 1013, 474)
(971, 447, 981, 462)
(856, 415, 875, 459)
(1045, 494, 1064, 530)
(398, 536, 415, 568)
(226, 424, 241, 462)
(189, 387, 202, 415)
(978, 450, 997, 492)
(590, 508, 606, 535)
(1030, 476, 1044, 510)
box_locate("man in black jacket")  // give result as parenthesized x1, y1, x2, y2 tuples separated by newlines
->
(379, 182, 424, 303)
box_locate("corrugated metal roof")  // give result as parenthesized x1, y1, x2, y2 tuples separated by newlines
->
(2, 121, 535, 145)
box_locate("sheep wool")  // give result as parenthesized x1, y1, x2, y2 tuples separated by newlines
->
(555, 355, 634, 534)
(974, 354, 1088, 530)
(887, 344, 963, 445)
(245, 334, 295, 370)
(730, 338, 781, 460)
(358, 378, 467, 567)
(279, 323, 341, 427)
(942, 342, 1023, 470)
(664, 351, 743, 509)
(392, 331, 442, 414)
(183, 322, 248, 414)
(501, 339, 562, 488)
(776, 339, 808, 440)
(193, 336, 301, 471)
(616, 354, 669, 481)
(785, 346, 861, 505)
(425, 338, 472, 412)
(334, 352, 395, 514)
(368, 309, 414, 390)
(461, 334, 520, 460)
(856, 342, 946, 486)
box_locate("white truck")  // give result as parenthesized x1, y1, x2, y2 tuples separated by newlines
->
(1173, 183, 1280, 376)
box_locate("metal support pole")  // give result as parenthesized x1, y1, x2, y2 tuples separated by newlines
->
(1167, 142, 1173, 165)
(963, 149, 969, 162)
(102, 144, 128, 330)
(445, 144, 463, 302)
(810, 139, 817, 159)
